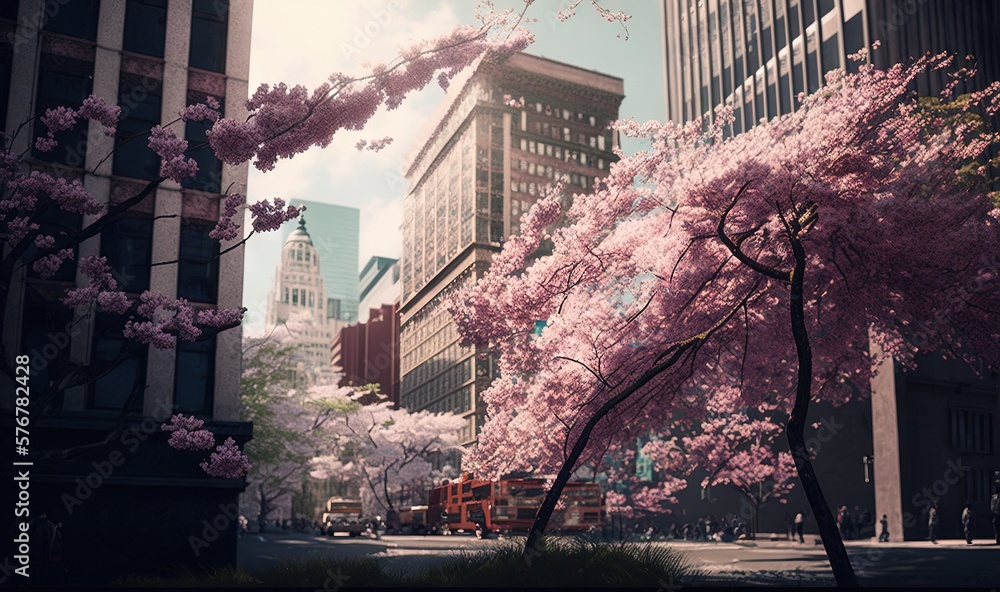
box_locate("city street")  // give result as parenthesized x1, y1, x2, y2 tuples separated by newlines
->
(238, 531, 1000, 587)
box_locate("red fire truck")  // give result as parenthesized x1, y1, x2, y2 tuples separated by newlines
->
(426, 473, 605, 534)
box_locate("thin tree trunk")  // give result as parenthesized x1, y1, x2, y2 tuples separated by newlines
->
(787, 242, 859, 588)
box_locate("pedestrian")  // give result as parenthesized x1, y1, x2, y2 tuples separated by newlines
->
(29, 511, 63, 586)
(784, 512, 794, 541)
(962, 502, 974, 544)
(928, 503, 939, 543)
(836, 505, 847, 539)
(794, 511, 805, 543)
(992, 480, 1000, 545)
(878, 514, 889, 542)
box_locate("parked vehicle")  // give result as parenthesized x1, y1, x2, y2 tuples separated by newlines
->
(320, 498, 364, 537)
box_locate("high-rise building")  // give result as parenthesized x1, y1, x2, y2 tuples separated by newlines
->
(0, 0, 253, 581)
(661, 0, 1000, 131)
(279, 199, 360, 323)
(266, 217, 339, 386)
(400, 53, 624, 446)
(330, 256, 401, 404)
(659, 0, 1000, 540)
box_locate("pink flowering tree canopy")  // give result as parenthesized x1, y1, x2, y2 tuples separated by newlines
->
(1, 15, 536, 477)
(449, 52, 1000, 578)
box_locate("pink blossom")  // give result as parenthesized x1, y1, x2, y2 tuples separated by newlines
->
(78, 95, 121, 136)
(31, 249, 74, 278)
(180, 101, 221, 123)
(39, 105, 78, 134)
(148, 126, 199, 182)
(196, 307, 246, 328)
(247, 198, 303, 233)
(200, 438, 251, 478)
(209, 193, 245, 241)
(168, 429, 216, 451)
(162, 413, 206, 432)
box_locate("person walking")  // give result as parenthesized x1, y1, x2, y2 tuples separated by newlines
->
(961, 502, 974, 544)
(794, 511, 805, 543)
(992, 480, 1000, 545)
(928, 503, 939, 544)
(878, 514, 890, 542)
(784, 512, 794, 540)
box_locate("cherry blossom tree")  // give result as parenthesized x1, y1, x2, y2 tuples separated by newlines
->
(311, 400, 465, 518)
(450, 51, 1000, 584)
(1, 16, 533, 472)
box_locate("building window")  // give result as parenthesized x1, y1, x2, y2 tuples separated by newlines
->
(189, 0, 228, 73)
(950, 408, 994, 453)
(0, 2, 17, 20)
(100, 215, 153, 293)
(0, 43, 11, 138)
(173, 334, 216, 415)
(89, 314, 147, 411)
(43, 0, 100, 41)
(33, 55, 93, 165)
(113, 77, 162, 180)
(177, 221, 219, 303)
(283, 287, 289, 302)
(182, 94, 223, 192)
(20, 294, 74, 410)
(123, 0, 167, 57)
(292, 288, 299, 305)
(26, 207, 81, 282)
(965, 468, 993, 503)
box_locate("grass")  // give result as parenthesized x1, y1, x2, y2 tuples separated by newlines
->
(115, 537, 698, 588)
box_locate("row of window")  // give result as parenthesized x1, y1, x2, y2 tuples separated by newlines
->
(515, 135, 601, 169)
(283, 286, 322, 309)
(21, 305, 216, 415)
(521, 114, 609, 151)
(28, 213, 219, 303)
(26, 0, 228, 73)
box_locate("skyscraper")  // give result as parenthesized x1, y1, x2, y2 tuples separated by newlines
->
(400, 53, 624, 446)
(0, 0, 253, 580)
(661, 0, 1000, 131)
(266, 217, 338, 387)
(660, 0, 1000, 540)
(279, 199, 360, 323)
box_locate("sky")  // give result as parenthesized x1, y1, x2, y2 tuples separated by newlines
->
(242, 0, 667, 335)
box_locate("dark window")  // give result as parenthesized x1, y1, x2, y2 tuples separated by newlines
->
(965, 469, 993, 503)
(113, 78, 161, 180)
(123, 0, 167, 57)
(517, 508, 537, 520)
(177, 221, 219, 303)
(779, 72, 791, 114)
(100, 215, 153, 293)
(802, 0, 815, 26)
(0, 44, 11, 136)
(26, 206, 81, 282)
(843, 13, 864, 74)
(173, 334, 215, 414)
(950, 408, 994, 453)
(189, 0, 228, 73)
(789, 3, 800, 39)
(43, 0, 100, 40)
(0, 2, 18, 20)
(821, 32, 840, 77)
(33, 55, 93, 165)
(182, 104, 222, 192)
(20, 292, 74, 410)
(806, 47, 820, 93)
(90, 314, 147, 411)
(818, 0, 835, 17)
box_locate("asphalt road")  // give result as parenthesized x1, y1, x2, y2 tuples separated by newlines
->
(238, 531, 1000, 587)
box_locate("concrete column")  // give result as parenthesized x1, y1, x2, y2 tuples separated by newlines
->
(144, 186, 181, 416)
(870, 337, 904, 541)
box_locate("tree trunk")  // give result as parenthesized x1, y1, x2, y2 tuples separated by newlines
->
(787, 243, 859, 588)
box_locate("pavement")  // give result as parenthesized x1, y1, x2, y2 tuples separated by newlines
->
(238, 531, 1000, 587)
